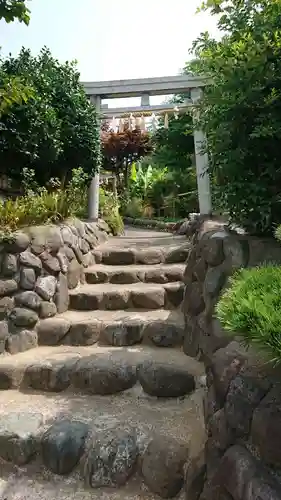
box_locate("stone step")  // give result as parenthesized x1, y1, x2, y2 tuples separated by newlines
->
(0, 349, 205, 498)
(0, 344, 204, 394)
(107, 232, 188, 248)
(93, 243, 190, 266)
(85, 263, 185, 285)
(36, 309, 185, 347)
(69, 282, 184, 311)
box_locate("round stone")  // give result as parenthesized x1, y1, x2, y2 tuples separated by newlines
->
(20, 267, 36, 290)
(137, 360, 195, 398)
(142, 437, 189, 498)
(35, 276, 56, 300)
(9, 307, 39, 328)
(84, 430, 138, 487)
(146, 323, 184, 347)
(72, 356, 137, 394)
(14, 291, 42, 311)
(0, 412, 43, 465)
(42, 419, 89, 474)
(101, 320, 143, 346)
(1, 253, 18, 277)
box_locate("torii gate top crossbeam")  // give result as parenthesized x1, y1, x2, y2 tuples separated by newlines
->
(82, 75, 208, 99)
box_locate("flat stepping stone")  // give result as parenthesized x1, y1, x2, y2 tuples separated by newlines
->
(36, 309, 184, 347)
(0, 411, 44, 464)
(69, 282, 184, 311)
(95, 244, 189, 266)
(36, 310, 184, 347)
(85, 263, 185, 285)
(137, 360, 196, 398)
(0, 344, 203, 393)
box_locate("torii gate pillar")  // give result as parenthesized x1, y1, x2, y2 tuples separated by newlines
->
(88, 95, 101, 221)
(190, 88, 212, 215)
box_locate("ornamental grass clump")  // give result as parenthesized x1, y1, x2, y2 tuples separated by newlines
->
(216, 265, 281, 364)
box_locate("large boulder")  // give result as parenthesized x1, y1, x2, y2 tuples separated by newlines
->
(9, 307, 38, 328)
(218, 445, 281, 500)
(36, 317, 70, 345)
(24, 358, 78, 392)
(136, 248, 164, 265)
(102, 249, 136, 265)
(141, 436, 188, 498)
(14, 291, 42, 311)
(20, 267, 36, 290)
(224, 371, 271, 438)
(251, 386, 281, 468)
(42, 419, 89, 474)
(72, 356, 137, 394)
(19, 251, 42, 272)
(137, 360, 195, 398)
(24, 225, 63, 254)
(40, 252, 60, 274)
(4, 231, 30, 254)
(0, 296, 14, 320)
(210, 342, 247, 404)
(35, 275, 57, 300)
(145, 322, 184, 347)
(131, 287, 165, 309)
(39, 301, 57, 319)
(6, 329, 38, 354)
(0, 279, 18, 297)
(84, 430, 138, 487)
(1, 253, 18, 277)
(61, 321, 101, 346)
(101, 320, 143, 346)
(0, 412, 43, 465)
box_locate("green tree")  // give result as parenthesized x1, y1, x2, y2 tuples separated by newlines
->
(152, 112, 194, 172)
(0, 47, 100, 186)
(0, 0, 30, 24)
(0, 1, 32, 116)
(150, 111, 198, 216)
(188, 0, 281, 234)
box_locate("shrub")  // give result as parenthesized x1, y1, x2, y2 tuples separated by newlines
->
(217, 265, 281, 364)
(0, 168, 88, 231)
(123, 197, 144, 218)
(99, 188, 124, 236)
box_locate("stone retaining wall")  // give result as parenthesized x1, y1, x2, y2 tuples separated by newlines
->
(183, 220, 281, 500)
(0, 219, 110, 355)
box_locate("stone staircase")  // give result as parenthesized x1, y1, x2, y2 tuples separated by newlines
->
(0, 228, 206, 500)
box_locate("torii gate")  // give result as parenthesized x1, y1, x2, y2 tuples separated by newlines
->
(82, 75, 211, 221)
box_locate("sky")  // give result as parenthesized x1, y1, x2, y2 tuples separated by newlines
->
(0, 0, 219, 107)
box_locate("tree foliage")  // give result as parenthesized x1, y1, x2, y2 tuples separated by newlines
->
(0, 1, 33, 117)
(0, 47, 100, 186)
(149, 112, 198, 215)
(189, 0, 281, 234)
(101, 123, 153, 187)
(152, 113, 194, 172)
(0, 0, 30, 24)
